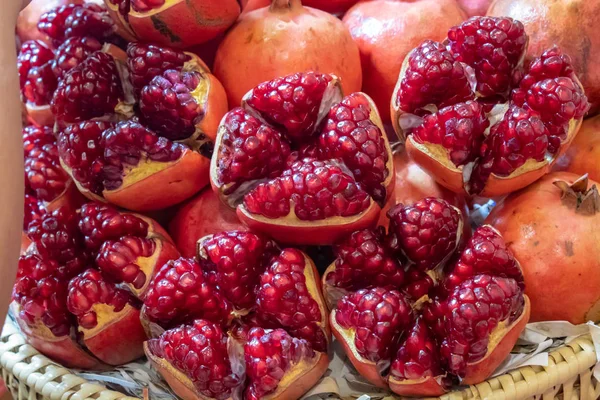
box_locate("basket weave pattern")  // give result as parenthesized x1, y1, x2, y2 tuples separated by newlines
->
(1, 321, 599, 400)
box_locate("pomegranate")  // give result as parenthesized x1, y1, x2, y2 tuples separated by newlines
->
(169, 188, 245, 258)
(17, 0, 84, 47)
(13, 202, 179, 368)
(55, 42, 228, 211)
(487, 173, 600, 324)
(213, 0, 362, 107)
(104, 0, 239, 49)
(325, 199, 530, 396)
(242, 0, 363, 14)
(391, 17, 589, 197)
(342, 0, 466, 122)
(487, 0, 600, 115)
(557, 115, 600, 182)
(211, 73, 394, 245)
(143, 229, 330, 399)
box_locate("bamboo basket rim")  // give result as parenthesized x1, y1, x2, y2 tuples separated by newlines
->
(1, 320, 599, 400)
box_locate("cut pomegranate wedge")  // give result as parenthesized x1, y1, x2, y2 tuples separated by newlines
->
(327, 196, 530, 396)
(391, 18, 589, 197)
(211, 73, 394, 245)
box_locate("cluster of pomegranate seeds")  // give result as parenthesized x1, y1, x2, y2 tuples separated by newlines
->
(24, 142, 70, 202)
(398, 40, 473, 114)
(67, 269, 134, 329)
(95, 236, 156, 289)
(216, 108, 291, 188)
(256, 249, 327, 351)
(335, 287, 413, 362)
(319, 93, 390, 203)
(327, 227, 405, 290)
(23, 126, 55, 155)
(147, 319, 242, 400)
(387, 198, 461, 271)
(200, 231, 278, 310)
(516, 47, 576, 93)
(243, 159, 372, 220)
(13, 255, 74, 337)
(143, 258, 233, 327)
(58, 121, 113, 195)
(390, 318, 445, 382)
(126, 42, 191, 94)
(24, 194, 46, 230)
(102, 121, 184, 190)
(244, 328, 316, 400)
(448, 16, 527, 97)
(52, 37, 103, 79)
(52, 51, 123, 123)
(17, 41, 54, 89)
(245, 71, 334, 141)
(412, 101, 489, 167)
(139, 70, 203, 140)
(78, 203, 148, 250)
(441, 275, 524, 376)
(38, 4, 115, 44)
(130, 0, 166, 13)
(23, 63, 58, 106)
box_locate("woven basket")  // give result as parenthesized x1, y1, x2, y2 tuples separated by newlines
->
(2, 321, 599, 400)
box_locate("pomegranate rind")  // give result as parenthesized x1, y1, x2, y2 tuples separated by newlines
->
(388, 375, 447, 397)
(130, 238, 180, 299)
(321, 262, 350, 311)
(25, 104, 54, 128)
(195, 72, 228, 143)
(236, 201, 381, 246)
(303, 253, 331, 345)
(12, 302, 104, 370)
(329, 311, 388, 388)
(462, 296, 531, 384)
(126, 0, 240, 49)
(103, 148, 210, 212)
(80, 304, 146, 365)
(102, 0, 137, 41)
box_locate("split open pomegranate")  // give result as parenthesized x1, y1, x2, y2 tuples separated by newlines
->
(142, 229, 330, 399)
(324, 197, 530, 396)
(391, 16, 589, 197)
(210, 72, 394, 245)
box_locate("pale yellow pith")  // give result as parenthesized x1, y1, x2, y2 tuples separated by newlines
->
(302, 255, 328, 329)
(83, 303, 134, 338)
(482, 320, 509, 358)
(492, 157, 547, 180)
(331, 315, 375, 366)
(11, 303, 61, 341)
(129, 0, 179, 17)
(272, 354, 321, 396)
(131, 239, 162, 297)
(410, 140, 462, 173)
(115, 158, 177, 190)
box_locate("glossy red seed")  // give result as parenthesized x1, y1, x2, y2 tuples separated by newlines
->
(95, 236, 156, 289)
(52, 36, 103, 79)
(25, 143, 70, 202)
(17, 41, 54, 89)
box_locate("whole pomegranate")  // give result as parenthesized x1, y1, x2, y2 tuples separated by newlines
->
(391, 17, 590, 197)
(342, 0, 465, 122)
(13, 203, 179, 368)
(210, 72, 394, 245)
(556, 115, 600, 181)
(488, 173, 600, 324)
(487, 0, 600, 115)
(103, 0, 240, 48)
(214, 0, 362, 107)
(324, 198, 530, 396)
(143, 230, 330, 399)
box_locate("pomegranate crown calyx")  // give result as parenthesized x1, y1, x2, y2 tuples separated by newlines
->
(553, 174, 600, 215)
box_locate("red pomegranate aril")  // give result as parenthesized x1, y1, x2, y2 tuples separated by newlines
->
(67, 269, 134, 329)
(102, 121, 184, 191)
(335, 287, 413, 362)
(146, 319, 242, 399)
(411, 101, 489, 167)
(215, 108, 291, 189)
(319, 93, 390, 203)
(327, 227, 405, 290)
(18, 40, 54, 88)
(143, 258, 233, 327)
(25, 143, 70, 202)
(403, 269, 436, 301)
(524, 77, 589, 126)
(58, 120, 113, 195)
(244, 71, 334, 142)
(78, 202, 148, 250)
(256, 248, 327, 352)
(139, 70, 202, 140)
(516, 47, 575, 93)
(23, 125, 55, 156)
(126, 42, 191, 95)
(52, 51, 123, 123)
(38, 4, 80, 42)
(387, 198, 461, 271)
(95, 236, 156, 289)
(398, 40, 473, 114)
(440, 274, 525, 377)
(448, 16, 527, 97)
(200, 231, 277, 310)
(63, 4, 115, 41)
(23, 63, 58, 106)
(52, 36, 103, 79)
(24, 194, 46, 230)
(243, 158, 371, 221)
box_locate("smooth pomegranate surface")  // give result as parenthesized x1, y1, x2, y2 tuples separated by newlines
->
(557, 115, 600, 181)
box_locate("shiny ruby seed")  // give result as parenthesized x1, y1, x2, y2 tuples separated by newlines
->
(24, 194, 46, 230)
(398, 39, 473, 113)
(38, 4, 114, 43)
(95, 236, 156, 289)
(52, 36, 103, 79)
(17, 40, 54, 89)
(23, 63, 58, 106)
(23, 126, 55, 156)
(517, 47, 575, 93)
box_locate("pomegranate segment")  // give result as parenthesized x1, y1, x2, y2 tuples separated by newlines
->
(328, 196, 530, 395)
(393, 16, 589, 197)
(18, 41, 54, 89)
(38, 3, 115, 44)
(52, 36, 103, 78)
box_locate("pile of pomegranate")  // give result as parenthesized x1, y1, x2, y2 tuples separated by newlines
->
(13, 0, 595, 397)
